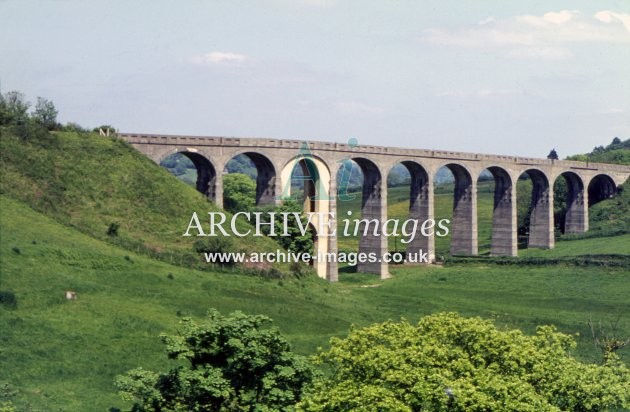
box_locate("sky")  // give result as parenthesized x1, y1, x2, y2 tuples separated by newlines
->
(1, 0, 629, 157)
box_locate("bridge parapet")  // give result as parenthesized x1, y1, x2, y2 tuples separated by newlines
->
(119, 133, 630, 175)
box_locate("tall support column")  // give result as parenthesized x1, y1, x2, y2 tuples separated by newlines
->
(528, 174, 554, 249)
(357, 166, 389, 278)
(213, 172, 223, 209)
(326, 177, 339, 282)
(564, 174, 588, 234)
(274, 173, 284, 206)
(490, 170, 517, 256)
(450, 170, 478, 256)
(406, 168, 434, 263)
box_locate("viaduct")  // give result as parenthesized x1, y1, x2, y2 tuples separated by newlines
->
(119, 133, 630, 282)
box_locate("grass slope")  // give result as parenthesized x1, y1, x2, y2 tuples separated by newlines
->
(2, 195, 629, 410)
(0, 130, 279, 272)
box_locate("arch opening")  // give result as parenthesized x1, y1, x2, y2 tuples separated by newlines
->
(478, 167, 516, 256)
(517, 169, 553, 249)
(280, 154, 333, 280)
(553, 172, 587, 235)
(387, 161, 433, 262)
(223, 152, 276, 212)
(160, 151, 216, 201)
(336, 157, 386, 275)
(354, 157, 386, 274)
(588, 174, 617, 206)
(434, 164, 477, 256)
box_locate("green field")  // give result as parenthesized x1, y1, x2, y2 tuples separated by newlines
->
(1, 131, 629, 410)
(2, 194, 629, 410)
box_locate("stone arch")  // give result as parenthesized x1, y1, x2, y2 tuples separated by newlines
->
(518, 168, 553, 249)
(345, 157, 387, 276)
(280, 154, 332, 279)
(483, 166, 516, 256)
(387, 160, 434, 262)
(159, 150, 217, 201)
(436, 163, 477, 256)
(588, 174, 618, 206)
(554, 171, 587, 234)
(226, 151, 277, 206)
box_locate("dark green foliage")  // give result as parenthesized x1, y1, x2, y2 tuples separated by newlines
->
(0, 290, 17, 310)
(10, 247, 19, 255)
(223, 173, 256, 213)
(107, 222, 120, 237)
(115, 310, 314, 411)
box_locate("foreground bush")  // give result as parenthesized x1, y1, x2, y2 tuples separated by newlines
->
(299, 313, 629, 412)
(115, 309, 314, 411)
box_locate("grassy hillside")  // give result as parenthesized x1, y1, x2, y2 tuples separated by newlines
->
(0, 129, 282, 274)
(567, 137, 630, 237)
(2, 195, 629, 410)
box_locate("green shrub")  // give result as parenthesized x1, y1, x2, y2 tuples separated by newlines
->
(115, 310, 314, 411)
(107, 222, 119, 236)
(300, 313, 630, 411)
(0, 291, 17, 310)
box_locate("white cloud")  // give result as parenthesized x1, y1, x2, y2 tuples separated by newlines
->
(421, 9, 630, 60)
(333, 100, 384, 115)
(543, 10, 575, 25)
(507, 46, 573, 60)
(190, 52, 247, 65)
(594, 10, 630, 31)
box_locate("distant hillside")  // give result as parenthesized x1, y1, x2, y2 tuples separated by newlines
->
(0, 128, 283, 274)
(566, 137, 630, 165)
(566, 137, 630, 237)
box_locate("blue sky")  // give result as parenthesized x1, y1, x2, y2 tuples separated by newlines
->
(1, 0, 628, 157)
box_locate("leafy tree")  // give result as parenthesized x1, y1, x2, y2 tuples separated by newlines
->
(115, 310, 313, 411)
(256, 200, 314, 257)
(299, 313, 630, 411)
(31, 97, 58, 130)
(223, 173, 256, 213)
(0, 91, 30, 126)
